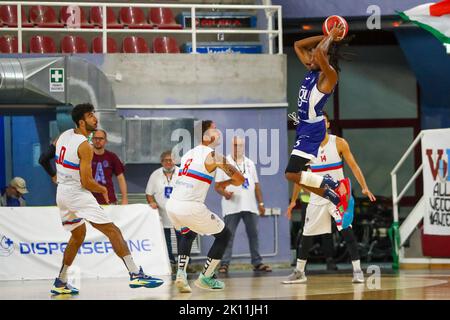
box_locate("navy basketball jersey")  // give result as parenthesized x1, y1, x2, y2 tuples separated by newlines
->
(297, 70, 333, 122)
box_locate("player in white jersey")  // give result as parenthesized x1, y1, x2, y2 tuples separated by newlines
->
(50, 103, 163, 295)
(284, 112, 376, 284)
(166, 120, 245, 293)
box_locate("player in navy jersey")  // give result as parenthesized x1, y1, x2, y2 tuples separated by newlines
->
(285, 23, 352, 224)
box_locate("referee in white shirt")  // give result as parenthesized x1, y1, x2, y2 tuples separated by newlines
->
(215, 137, 272, 273)
(145, 151, 180, 264)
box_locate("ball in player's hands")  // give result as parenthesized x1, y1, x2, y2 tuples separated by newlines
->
(322, 15, 348, 41)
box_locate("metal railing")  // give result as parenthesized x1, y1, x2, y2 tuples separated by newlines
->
(390, 128, 450, 267)
(1, 1, 283, 54)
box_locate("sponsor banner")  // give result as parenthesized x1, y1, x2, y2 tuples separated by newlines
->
(422, 129, 450, 236)
(0, 204, 170, 280)
(178, 12, 257, 28)
(183, 42, 263, 54)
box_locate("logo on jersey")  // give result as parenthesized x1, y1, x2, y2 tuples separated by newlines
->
(321, 155, 327, 162)
(297, 86, 309, 108)
(0, 234, 14, 257)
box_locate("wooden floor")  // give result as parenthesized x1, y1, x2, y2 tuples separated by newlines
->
(1, 269, 449, 300)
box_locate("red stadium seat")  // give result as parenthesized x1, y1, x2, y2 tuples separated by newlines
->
(92, 36, 118, 53)
(90, 6, 123, 29)
(119, 7, 153, 29)
(30, 35, 57, 54)
(0, 35, 25, 53)
(29, 5, 64, 28)
(149, 8, 182, 29)
(152, 37, 180, 53)
(61, 36, 89, 54)
(122, 36, 150, 53)
(0, 5, 32, 27)
(60, 6, 92, 28)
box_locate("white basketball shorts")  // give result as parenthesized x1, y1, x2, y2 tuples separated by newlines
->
(166, 198, 224, 236)
(56, 185, 112, 232)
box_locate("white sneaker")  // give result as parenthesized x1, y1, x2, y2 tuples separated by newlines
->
(282, 269, 307, 284)
(352, 270, 364, 283)
(175, 270, 192, 293)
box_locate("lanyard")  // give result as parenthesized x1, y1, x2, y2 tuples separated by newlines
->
(164, 171, 174, 186)
(231, 157, 246, 175)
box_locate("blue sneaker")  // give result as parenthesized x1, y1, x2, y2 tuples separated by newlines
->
(129, 266, 164, 288)
(50, 278, 79, 295)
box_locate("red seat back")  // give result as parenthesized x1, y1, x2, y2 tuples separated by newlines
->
(30, 35, 57, 54)
(61, 36, 89, 54)
(0, 5, 29, 27)
(30, 5, 62, 27)
(122, 36, 149, 53)
(60, 6, 89, 27)
(92, 36, 118, 53)
(153, 36, 180, 53)
(90, 6, 121, 28)
(119, 7, 151, 27)
(149, 8, 176, 25)
(0, 35, 24, 53)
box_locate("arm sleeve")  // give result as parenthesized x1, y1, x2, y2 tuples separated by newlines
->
(38, 144, 56, 177)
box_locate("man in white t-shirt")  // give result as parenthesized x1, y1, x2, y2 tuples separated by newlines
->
(145, 151, 180, 264)
(215, 137, 272, 273)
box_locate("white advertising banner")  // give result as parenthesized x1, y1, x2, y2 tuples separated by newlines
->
(422, 128, 450, 236)
(0, 204, 171, 280)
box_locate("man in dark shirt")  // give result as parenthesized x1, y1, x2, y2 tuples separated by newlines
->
(91, 130, 128, 205)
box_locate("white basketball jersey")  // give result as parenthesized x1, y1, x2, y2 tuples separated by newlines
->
(171, 144, 216, 203)
(309, 135, 344, 205)
(55, 129, 87, 188)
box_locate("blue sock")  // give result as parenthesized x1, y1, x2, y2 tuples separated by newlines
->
(320, 174, 339, 190)
(323, 189, 340, 206)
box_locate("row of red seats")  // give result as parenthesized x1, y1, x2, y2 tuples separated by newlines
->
(0, 5, 181, 29)
(0, 35, 180, 54)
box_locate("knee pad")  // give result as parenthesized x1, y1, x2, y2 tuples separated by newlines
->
(285, 155, 309, 174)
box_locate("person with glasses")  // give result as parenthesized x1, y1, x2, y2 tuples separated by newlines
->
(90, 129, 128, 205)
(145, 151, 181, 265)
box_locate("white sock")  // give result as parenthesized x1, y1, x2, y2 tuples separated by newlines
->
(300, 171, 323, 188)
(202, 257, 220, 277)
(58, 264, 69, 283)
(178, 255, 190, 272)
(352, 260, 361, 272)
(122, 255, 139, 274)
(296, 259, 307, 272)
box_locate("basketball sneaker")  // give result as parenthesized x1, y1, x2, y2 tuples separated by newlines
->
(352, 270, 364, 283)
(282, 269, 307, 284)
(129, 266, 164, 288)
(194, 273, 225, 291)
(175, 269, 192, 293)
(50, 278, 79, 295)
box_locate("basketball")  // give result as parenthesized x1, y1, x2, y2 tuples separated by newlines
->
(322, 15, 349, 41)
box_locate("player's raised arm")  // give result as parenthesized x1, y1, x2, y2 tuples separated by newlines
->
(206, 151, 244, 187)
(78, 141, 109, 202)
(313, 24, 345, 93)
(337, 137, 376, 202)
(294, 35, 324, 68)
